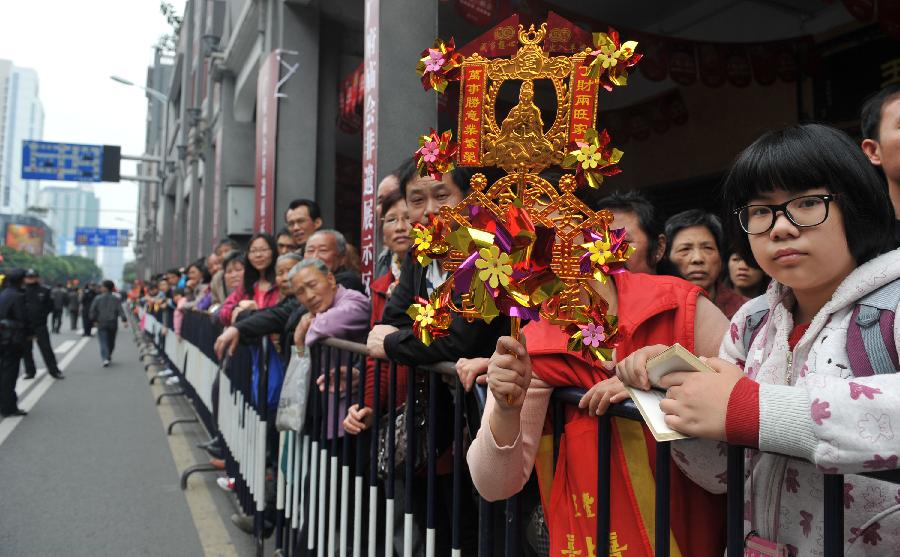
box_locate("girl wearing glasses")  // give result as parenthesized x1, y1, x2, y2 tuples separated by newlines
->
(219, 232, 280, 326)
(618, 124, 900, 554)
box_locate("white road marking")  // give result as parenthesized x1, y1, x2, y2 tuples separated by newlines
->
(54, 340, 76, 354)
(0, 337, 90, 447)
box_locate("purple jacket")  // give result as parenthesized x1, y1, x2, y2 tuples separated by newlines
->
(305, 286, 371, 346)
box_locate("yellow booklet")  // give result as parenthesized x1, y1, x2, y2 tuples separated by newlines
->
(624, 343, 715, 442)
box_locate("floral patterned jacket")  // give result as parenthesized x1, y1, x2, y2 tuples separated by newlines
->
(673, 249, 900, 556)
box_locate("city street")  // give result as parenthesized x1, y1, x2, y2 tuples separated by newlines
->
(0, 328, 255, 557)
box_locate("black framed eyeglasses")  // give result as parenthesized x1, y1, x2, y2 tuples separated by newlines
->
(734, 194, 838, 235)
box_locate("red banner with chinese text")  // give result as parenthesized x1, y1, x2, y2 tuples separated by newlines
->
(254, 51, 280, 233)
(359, 0, 380, 293)
(568, 61, 600, 144)
(458, 62, 487, 166)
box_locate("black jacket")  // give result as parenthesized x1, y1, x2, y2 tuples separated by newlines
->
(334, 267, 366, 294)
(234, 297, 299, 340)
(0, 286, 31, 347)
(379, 253, 510, 365)
(23, 283, 54, 328)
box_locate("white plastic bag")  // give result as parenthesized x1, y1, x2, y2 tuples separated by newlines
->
(275, 347, 311, 432)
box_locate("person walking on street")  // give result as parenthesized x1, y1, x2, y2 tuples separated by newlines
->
(89, 280, 127, 367)
(0, 269, 31, 417)
(22, 269, 64, 380)
(50, 283, 67, 333)
(81, 283, 97, 337)
(67, 286, 80, 330)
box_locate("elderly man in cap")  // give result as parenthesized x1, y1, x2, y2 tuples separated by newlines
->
(1, 269, 31, 416)
(22, 269, 64, 380)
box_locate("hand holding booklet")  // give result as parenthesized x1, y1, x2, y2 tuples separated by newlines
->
(624, 343, 716, 442)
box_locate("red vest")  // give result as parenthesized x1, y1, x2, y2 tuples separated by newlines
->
(526, 272, 726, 557)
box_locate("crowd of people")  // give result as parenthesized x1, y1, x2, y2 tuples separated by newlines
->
(124, 83, 900, 554)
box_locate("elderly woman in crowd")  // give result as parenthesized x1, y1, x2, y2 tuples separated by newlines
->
(343, 188, 410, 433)
(662, 209, 747, 318)
(290, 258, 370, 352)
(290, 258, 370, 437)
(219, 232, 280, 326)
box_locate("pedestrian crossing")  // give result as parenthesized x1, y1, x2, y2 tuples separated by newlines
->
(6, 334, 88, 420)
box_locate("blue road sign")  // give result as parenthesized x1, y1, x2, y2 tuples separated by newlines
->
(74, 227, 130, 247)
(21, 140, 104, 182)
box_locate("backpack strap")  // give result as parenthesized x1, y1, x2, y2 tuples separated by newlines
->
(847, 279, 900, 376)
(741, 296, 771, 357)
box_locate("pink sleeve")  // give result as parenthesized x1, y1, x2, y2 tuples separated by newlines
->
(218, 286, 244, 327)
(174, 298, 186, 335)
(466, 375, 552, 501)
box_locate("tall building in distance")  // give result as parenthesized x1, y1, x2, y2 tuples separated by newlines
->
(38, 183, 100, 259)
(0, 59, 44, 215)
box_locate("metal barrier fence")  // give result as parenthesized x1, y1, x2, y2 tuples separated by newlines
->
(135, 306, 900, 557)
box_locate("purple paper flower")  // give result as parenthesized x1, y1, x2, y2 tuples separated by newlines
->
(420, 140, 439, 163)
(425, 49, 445, 72)
(581, 322, 606, 348)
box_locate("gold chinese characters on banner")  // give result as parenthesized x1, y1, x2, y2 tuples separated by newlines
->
(411, 22, 641, 361)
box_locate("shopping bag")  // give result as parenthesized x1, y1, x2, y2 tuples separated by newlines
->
(275, 347, 311, 432)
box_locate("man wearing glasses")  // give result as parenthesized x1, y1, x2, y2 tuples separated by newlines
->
(284, 199, 323, 256)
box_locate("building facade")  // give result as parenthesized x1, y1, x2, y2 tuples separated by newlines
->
(0, 60, 44, 216)
(132, 0, 899, 281)
(37, 184, 100, 259)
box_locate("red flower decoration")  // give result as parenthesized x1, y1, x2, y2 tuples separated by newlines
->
(416, 37, 464, 93)
(583, 28, 643, 92)
(414, 129, 458, 181)
(561, 128, 623, 189)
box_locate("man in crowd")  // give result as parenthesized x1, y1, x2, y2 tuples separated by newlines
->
(595, 190, 666, 275)
(22, 269, 64, 380)
(861, 83, 900, 245)
(275, 228, 298, 255)
(50, 283, 67, 333)
(303, 229, 366, 294)
(284, 199, 323, 256)
(89, 280, 128, 367)
(374, 172, 400, 279)
(0, 269, 30, 417)
(364, 162, 503, 554)
(81, 282, 98, 336)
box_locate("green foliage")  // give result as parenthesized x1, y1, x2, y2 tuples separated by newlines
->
(156, 1, 182, 54)
(122, 260, 137, 284)
(0, 246, 103, 285)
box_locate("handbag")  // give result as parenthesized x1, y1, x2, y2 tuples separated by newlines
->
(275, 347, 312, 432)
(376, 375, 428, 480)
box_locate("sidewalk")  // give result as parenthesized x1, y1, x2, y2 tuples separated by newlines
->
(0, 330, 254, 557)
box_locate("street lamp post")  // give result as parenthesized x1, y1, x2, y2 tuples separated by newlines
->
(110, 75, 170, 277)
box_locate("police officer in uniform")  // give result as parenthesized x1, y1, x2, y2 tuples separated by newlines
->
(0, 269, 31, 417)
(22, 269, 64, 379)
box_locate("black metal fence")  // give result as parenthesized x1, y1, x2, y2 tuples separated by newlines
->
(135, 306, 900, 557)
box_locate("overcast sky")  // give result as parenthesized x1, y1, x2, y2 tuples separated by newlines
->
(0, 0, 179, 260)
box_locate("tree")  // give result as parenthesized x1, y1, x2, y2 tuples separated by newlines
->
(122, 260, 137, 285)
(0, 247, 103, 285)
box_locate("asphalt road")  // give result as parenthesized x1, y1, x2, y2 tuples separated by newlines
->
(0, 327, 256, 557)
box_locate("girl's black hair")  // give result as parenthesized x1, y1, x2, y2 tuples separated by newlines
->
(721, 123, 895, 267)
(221, 250, 245, 270)
(243, 232, 278, 295)
(187, 258, 212, 284)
